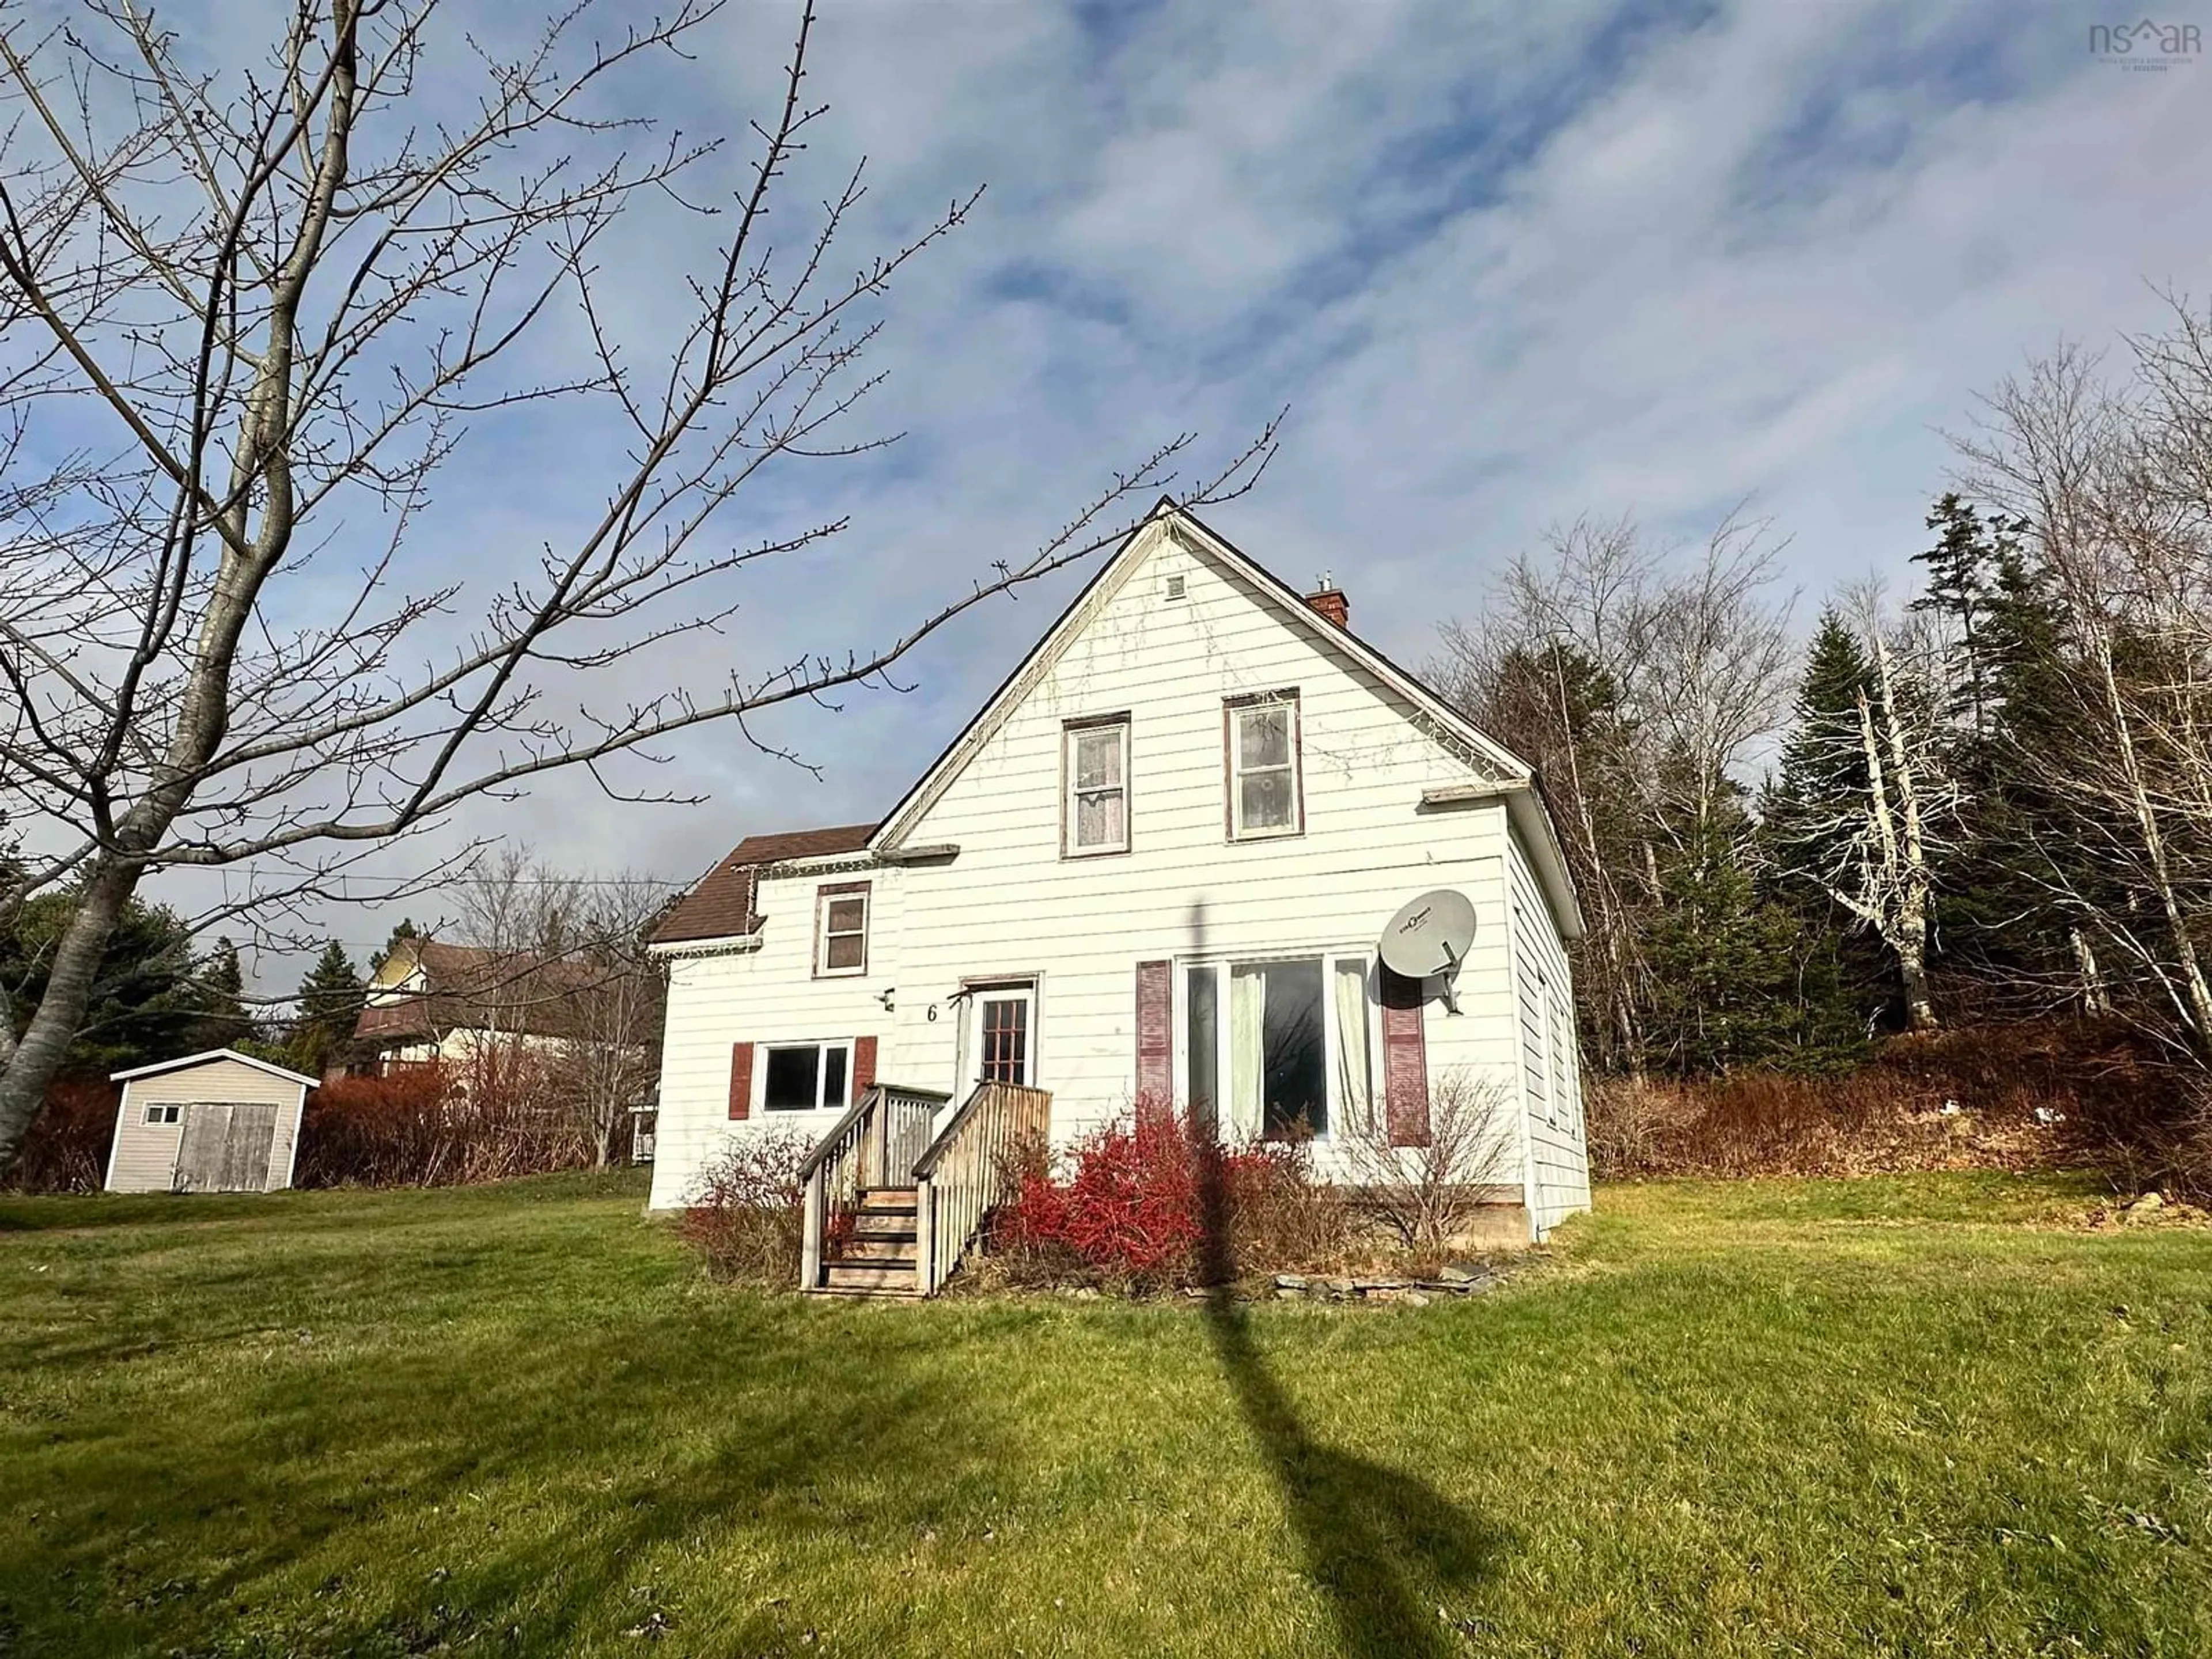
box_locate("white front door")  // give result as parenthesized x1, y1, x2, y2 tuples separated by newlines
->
(964, 985, 1035, 1088)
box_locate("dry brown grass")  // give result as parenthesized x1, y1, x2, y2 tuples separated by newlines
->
(1587, 1020, 2206, 1196)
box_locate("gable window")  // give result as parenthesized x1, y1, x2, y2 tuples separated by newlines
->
(763, 1041, 852, 1112)
(1064, 716, 1131, 856)
(143, 1103, 181, 1126)
(1226, 692, 1301, 839)
(815, 884, 869, 976)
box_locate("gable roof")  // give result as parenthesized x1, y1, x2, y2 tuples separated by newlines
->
(652, 822, 876, 946)
(111, 1048, 318, 1089)
(355, 940, 616, 1044)
(867, 501, 1584, 937)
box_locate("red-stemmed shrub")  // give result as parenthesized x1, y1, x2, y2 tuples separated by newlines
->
(294, 1066, 453, 1187)
(995, 1099, 1346, 1290)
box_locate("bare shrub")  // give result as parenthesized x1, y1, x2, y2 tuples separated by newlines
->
(1227, 1138, 1353, 1277)
(1336, 1070, 1521, 1268)
(297, 1055, 596, 1187)
(1585, 1020, 2183, 1183)
(5, 1079, 118, 1192)
(679, 1130, 813, 1286)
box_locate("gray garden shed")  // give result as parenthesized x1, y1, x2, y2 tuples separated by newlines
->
(103, 1050, 316, 1194)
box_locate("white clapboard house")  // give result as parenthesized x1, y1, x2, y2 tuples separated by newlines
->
(647, 503, 1589, 1294)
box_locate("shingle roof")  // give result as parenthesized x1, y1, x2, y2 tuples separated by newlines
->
(354, 941, 605, 1043)
(651, 822, 877, 946)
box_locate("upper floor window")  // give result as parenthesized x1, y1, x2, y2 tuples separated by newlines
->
(1064, 716, 1131, 856)
(815, 884, 869, 976)
(1226, 691, 1301, 839)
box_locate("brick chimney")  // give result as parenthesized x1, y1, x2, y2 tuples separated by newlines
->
(1302, 574, 1350, 630)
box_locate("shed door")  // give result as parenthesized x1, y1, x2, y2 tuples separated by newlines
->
(174, 1102, 280, 1192)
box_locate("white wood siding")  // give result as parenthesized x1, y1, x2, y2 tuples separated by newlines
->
(646, 521, 1581, 1214)
(880, 529, 1524, 1179)
(646, 872, 899, 1210)
(1508, 832, 1591, 1234)
(105, 1059, 308, 1194)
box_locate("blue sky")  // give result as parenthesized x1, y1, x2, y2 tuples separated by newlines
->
(177, 0, 2212, 966)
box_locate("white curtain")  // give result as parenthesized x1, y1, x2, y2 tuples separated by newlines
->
(1229, 966, 1264, 1139)
(1334, 959, 1372, 1133)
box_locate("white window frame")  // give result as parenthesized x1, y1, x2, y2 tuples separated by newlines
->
(144, 1103, 181, 1125)
(1176, 949, 1377, 1143)
(1062, 716, 1131, 857)
(1226, 692, 1302, 841)
(814, 887, 869, 978)
(759, 1040, 856, 1113)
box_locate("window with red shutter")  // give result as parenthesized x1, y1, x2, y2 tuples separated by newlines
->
(728, 1042, 753, 1120)
(1379, 967, 1430, 1146)
(1135, 960, 1172, 1104)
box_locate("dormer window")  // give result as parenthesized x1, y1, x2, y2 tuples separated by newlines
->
(1226, 691, 1301, 839)
(815, 883, 869, 976)
(1063, 715, 1131, 856)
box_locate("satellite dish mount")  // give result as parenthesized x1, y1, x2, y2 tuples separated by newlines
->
(1378, 889, 1478, 1015)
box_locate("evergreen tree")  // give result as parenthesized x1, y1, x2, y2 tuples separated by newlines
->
(1765, 609, 1874, 860)
(290, 942, 366, 1076)
(1, 891, 204, 1071)
(1911, 494, 1997, 733)
(1759, 611, 1897, 1040)
(1643, 759, 1868, 1073)
(189, 936, 254, 1051)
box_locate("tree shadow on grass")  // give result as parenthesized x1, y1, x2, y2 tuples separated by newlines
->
(4, 1284, 1013, 1656)
(1186, 899, 1506, 1657)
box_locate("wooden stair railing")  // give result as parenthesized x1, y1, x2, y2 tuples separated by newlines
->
(797, 1082, 949, 1293)
(910, 1081, 1052, 1296)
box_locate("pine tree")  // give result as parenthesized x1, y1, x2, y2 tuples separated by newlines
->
(1766, 609, 1874, 857)
(1, 891, 205, 1071)
(1911, 493, 1996, 733)
(290, 942, 366, 1076)
(1643, 771, 1868, 1073)
(1759, 611, 1896, 1039)
(190, 936, 253, 1051)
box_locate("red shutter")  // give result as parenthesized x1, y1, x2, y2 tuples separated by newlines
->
(852, 1035, 878, 1100)
(728, 1042, 753, 1121)
(1135, 960, 1173, 1105)
(1380, 968, 1430, 1146)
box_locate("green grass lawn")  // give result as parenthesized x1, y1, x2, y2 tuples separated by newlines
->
(2, 1171, 2207, 1658)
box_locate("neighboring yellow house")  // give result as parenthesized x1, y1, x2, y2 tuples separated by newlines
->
(351, 938, 600, 1074)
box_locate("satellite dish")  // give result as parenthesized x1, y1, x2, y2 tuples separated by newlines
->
(1380, 890, 1475, 1012)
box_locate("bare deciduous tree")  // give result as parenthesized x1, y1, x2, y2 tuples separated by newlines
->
(0, 0, 1275, 1166)
(1769, 592, 1957, 1031)
(1957, 302, 2212, 1054)
(448, 847, 670, 1165)
(1434, 510, 1796, 1073)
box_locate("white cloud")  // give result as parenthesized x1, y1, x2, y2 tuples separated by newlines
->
(69, 0, 2212, 985)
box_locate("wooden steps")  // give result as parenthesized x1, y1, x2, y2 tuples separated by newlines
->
(813, 1187, 919, 1298)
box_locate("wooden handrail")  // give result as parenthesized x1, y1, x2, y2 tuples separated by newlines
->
(796, 1081, 952, 1291)
(795, 1085, 884, 1183)
(912, 1081, 1051, 1294)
